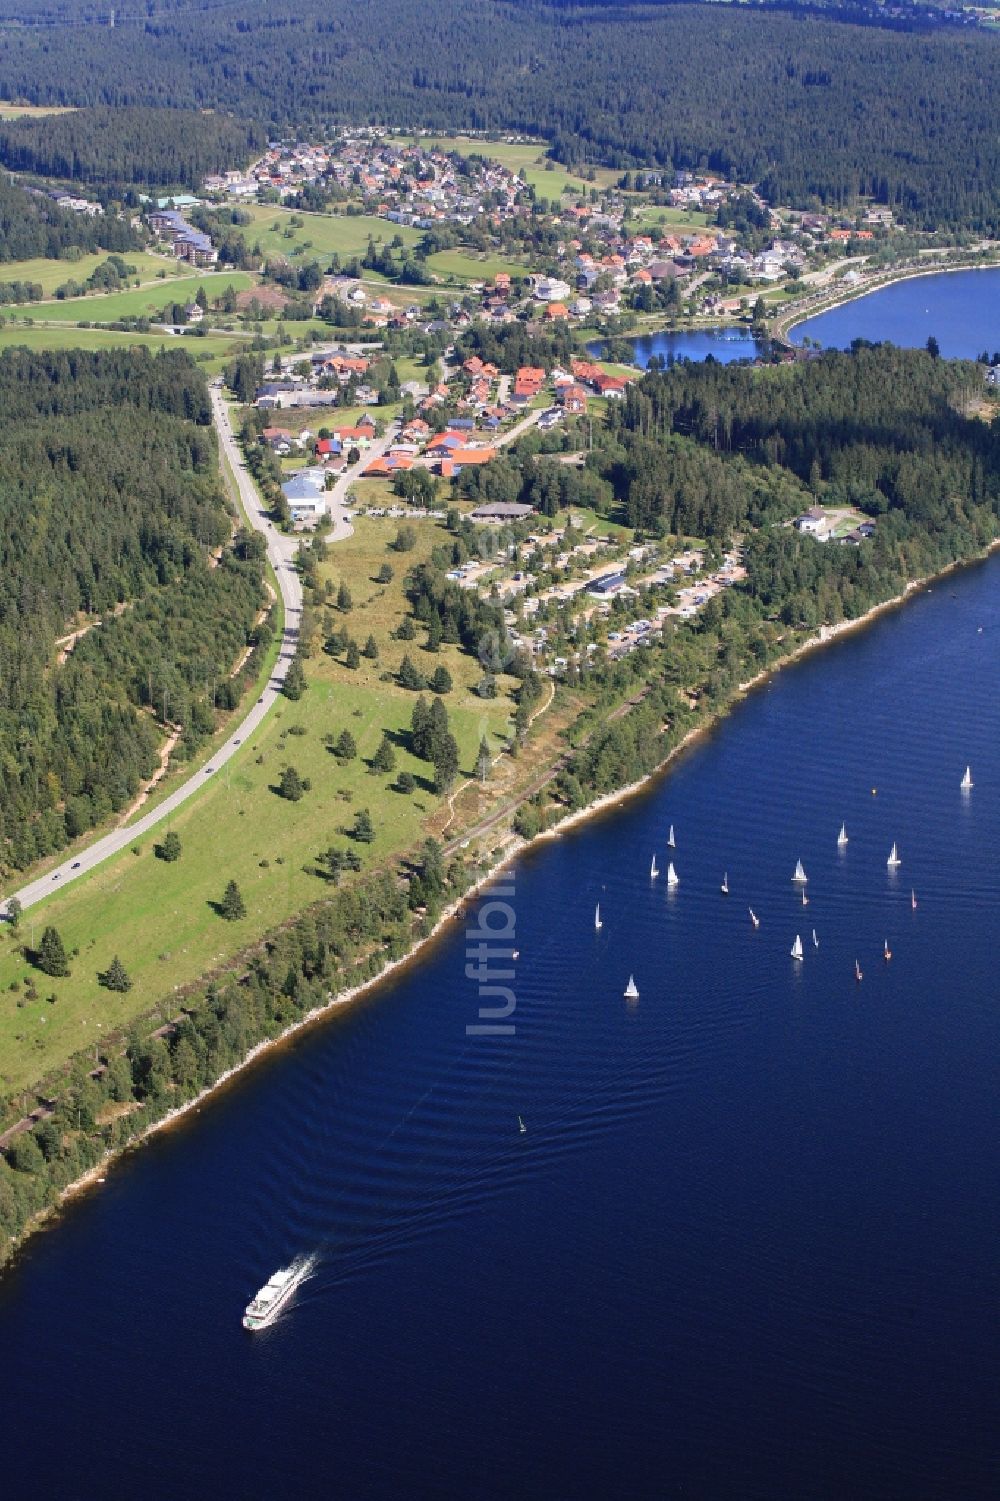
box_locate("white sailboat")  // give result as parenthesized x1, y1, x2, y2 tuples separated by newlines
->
(594, 902, 602, 931)
(666, 861, 679, 888)
(720, 872, 729, 894)
(801, 889, 809, 907)
(667, 824, 676, 849)
(961, 765, 973, 790)
(812, 929, 819, 949)
(793, 859, 807, 883)
(624, 974, 639, 999)
(650, 854, 659, 879)
(837, 823, 848, 847)
(887, 842, 901, 868)
(791, 934, 804, 961)
(749, 908, 760, 928)
(518, 1115, 526, 1134)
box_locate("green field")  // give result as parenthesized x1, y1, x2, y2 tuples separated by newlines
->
(423, 247, 525, 284)
(401, 134, 619, 198)
(242, 205, 424, 261)
(0, 101, 74, 119)
(12, 270, 256, 322)
(0, 323, 243, 370)
(0, 512, 514, 1093)
(0, 250, 187, 296)
(631, 204, 712, 233)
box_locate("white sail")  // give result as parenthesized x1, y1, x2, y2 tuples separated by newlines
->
(667, 824, 675, 849)
(791, 934, 804, 960)
(793, 859, 807, 882)
(837, 823, 848, 846)
(961, 765, 973, 790)
(666, 861, 679, 887)
(650, 854, 659, 878)
(812, 929, 819, 948)
(887, 843, 901, 867)
(594, 902, 602, 930)
(721, 872, 729, 894)
(624, 974, 639, 999)
(749, 908, 759, 928)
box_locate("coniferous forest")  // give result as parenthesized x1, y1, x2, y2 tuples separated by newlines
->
(0, 170, 140, 260)
(0, 1, 998, 227)
(0, 348, 266, 875)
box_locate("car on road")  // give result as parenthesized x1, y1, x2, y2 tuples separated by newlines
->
(233, 738, 241, 746)
(71, 861, 81, 869)
(205, 766, 214, 774)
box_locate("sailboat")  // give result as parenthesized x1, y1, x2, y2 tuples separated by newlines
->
(801, 889, 809, 907)
(793, 859, 807, 882)
(837, 823, 848, 848)
(650, 854, 659, 879)
(749, 908, 760, 928)
(855, 959, 863, 982)
(518, 1115, 526, 1135)
(791, 934, 804, 961)
(667, 824, 676, 849)
(720, 872, 729, 895)
(594, 902, 603, 931)
(666, 862, 679, 888)
(624, 975, 639, 999)
(910, 889, 917, 911)
(883, 939, 892, 962)
(887, 842, 901, 868)
(812, 929, 819, 949)
(961, 765, 973, 790)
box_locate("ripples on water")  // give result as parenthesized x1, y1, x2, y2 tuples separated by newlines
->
(2, 569, 999, 1499)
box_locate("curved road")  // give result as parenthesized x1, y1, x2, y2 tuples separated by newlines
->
(1, 384, 303, 918)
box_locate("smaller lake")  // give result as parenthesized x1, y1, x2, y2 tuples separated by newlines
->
(588, 325, 767, 367)
(790, 268, 1000, 359)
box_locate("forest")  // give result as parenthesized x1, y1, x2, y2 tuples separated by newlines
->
(0, 348, 266, 874)
(0, 108, 265, 188)
(0, 1, 998, 227)
(0, 170, 139, 260)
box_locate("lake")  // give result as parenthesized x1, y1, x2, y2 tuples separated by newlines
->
(790, 267, 1000, 359)
(2, 557, 1000, 1499)
(588, 325, 767, 366)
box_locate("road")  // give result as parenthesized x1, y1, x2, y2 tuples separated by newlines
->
(1, 385, 303, 919)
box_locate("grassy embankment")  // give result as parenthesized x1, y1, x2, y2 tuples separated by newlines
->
(0, 505, 518, 1096)
(0, 250, 192, 294)
(7, 269, 256, 323)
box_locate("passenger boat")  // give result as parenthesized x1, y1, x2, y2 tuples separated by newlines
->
(243, 1255, 315, 1331)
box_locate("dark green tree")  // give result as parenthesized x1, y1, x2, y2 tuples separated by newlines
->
(371, 735, 396, 774)
(430, 665, 453, 694)
(345, 639, 361, 669)
(432, 731, 461, 793)
(102, 954, 133, 992)
(362, 633, 379, 660)
(5, 895, 21, 930)
(283, 655, 306, 700)
(157, 830, 182, 862)
(335, 729, 357, 760)
(278, 765, 305, 801)
(220, 879, 246, 920)
(398, 653, 426, 691)
(37, 924, 70, 977)
(351, 807, 375, 843)
(337, 581, 353, 612)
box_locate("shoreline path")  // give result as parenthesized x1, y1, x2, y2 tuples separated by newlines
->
(1, 383, 304, 918)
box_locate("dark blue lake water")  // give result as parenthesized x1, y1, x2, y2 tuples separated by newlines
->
(791, 267, 1000, 359)
(589, 325, 766, 366)
(3, 560, 1000, 1499)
